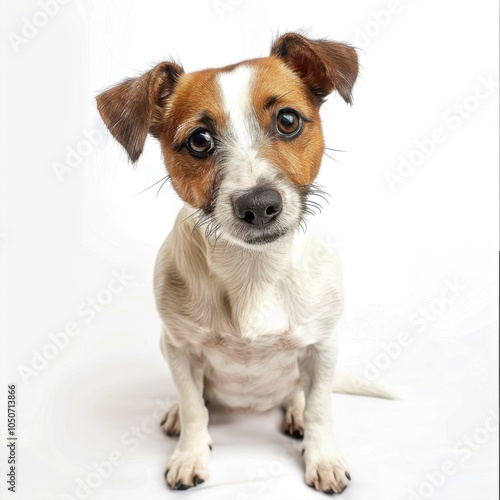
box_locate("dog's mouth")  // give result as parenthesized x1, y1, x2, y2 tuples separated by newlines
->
(242, 228, 289, 245)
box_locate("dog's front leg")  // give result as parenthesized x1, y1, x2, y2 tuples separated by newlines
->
(300, 337, 351, 494)
(163, 337, 211, 490)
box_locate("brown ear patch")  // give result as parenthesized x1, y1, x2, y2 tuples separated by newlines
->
(271, 33, 358, 104)
(96, 62, 183, 162)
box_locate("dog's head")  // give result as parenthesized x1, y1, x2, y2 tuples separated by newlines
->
(97, 33, 358, 248)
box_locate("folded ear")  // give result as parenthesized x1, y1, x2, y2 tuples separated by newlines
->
(271, 33, 358, 104)
(96, 61, 184, 163)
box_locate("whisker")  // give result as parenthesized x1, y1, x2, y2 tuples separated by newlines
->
(303, 208, 316, 217)
(324, 146, 348, 153)
(180, 208, 202, 227)
(323, 151, 343, 164)
(156, 177, 171, 198)
(182, 210, 207, 238)
(134, 175, 169, 196)
(305, 200, 323, 211)
(295, 182, 332, 234)
(306, 183, 331, 205)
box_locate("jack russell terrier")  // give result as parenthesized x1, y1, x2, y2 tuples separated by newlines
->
(97, 32, 388, 495)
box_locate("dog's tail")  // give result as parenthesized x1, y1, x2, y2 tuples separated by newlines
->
(332, 371, 398, 399)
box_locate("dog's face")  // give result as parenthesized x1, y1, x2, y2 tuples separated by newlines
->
(97, 33, 358, 247)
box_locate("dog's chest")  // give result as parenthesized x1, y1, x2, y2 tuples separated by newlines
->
(200, 286, 301, 364)
(204, 323, 302, 359)
(202, 328, 303, 410)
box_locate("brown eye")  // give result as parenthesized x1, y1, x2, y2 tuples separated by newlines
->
(186, 129, 215, 157)
(276, 109, 302, 138)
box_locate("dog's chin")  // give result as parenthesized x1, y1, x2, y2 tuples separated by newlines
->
(221, 227, 293, 249)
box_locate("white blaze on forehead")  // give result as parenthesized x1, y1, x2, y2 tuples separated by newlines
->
(212, 65, 304, 245)
(217, 65, 257, 150)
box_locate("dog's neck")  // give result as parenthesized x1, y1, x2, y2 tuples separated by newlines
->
(205, 234, 295, 337)
(207, 234, 293, 282)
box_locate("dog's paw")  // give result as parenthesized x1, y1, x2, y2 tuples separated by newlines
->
(304, 450, 351, 494)
(165, 444, 211, 490)
(160, 403, 181, 437)
(281, 405, 304, 440)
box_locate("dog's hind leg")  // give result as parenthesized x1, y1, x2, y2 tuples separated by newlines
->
(161, 402, 181, 437)
(281, 382, 305, 440)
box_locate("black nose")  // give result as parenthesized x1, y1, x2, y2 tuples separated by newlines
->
(233, 188, 283, 226)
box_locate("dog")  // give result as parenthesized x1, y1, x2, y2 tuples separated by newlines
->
(97, 32, 381, 494)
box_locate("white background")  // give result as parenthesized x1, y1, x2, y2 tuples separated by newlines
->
(1, 1, 498, 499)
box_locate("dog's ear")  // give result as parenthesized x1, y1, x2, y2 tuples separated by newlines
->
(96, 61, 184, 163)
(271, 33, 358, 104)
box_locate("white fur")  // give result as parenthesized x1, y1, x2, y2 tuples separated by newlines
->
(218, 65, 256, 152)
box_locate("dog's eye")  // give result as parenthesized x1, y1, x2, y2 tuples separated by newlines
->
(276, 109, 302, 138)
(186, 129, 215, 157)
